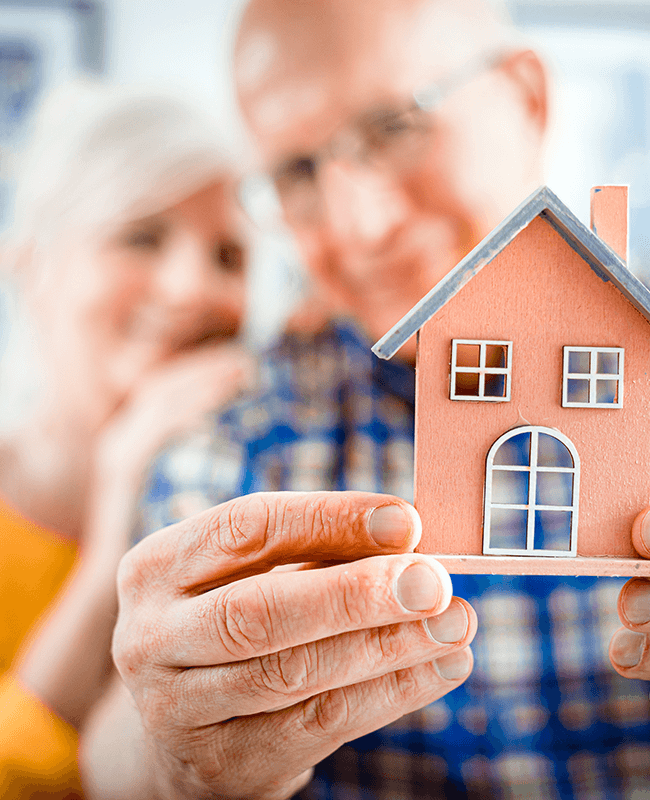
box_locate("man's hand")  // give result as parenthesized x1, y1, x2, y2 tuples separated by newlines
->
(112, 491, 476, 800)
(610, 509, 650, 678)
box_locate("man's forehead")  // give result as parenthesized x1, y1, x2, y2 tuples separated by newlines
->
(235, 0, 490, 160)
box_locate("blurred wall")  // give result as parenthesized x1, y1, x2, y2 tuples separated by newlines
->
(106, 0, 240, 116)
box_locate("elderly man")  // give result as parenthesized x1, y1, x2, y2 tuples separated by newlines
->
(83, 1, 650, 798)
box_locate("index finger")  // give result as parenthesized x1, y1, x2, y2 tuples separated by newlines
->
(126, 491, 422, 594)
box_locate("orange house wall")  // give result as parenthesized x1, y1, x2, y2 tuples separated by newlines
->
(415, 215, 650, 559)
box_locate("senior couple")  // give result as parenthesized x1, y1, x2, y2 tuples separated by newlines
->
(42, 1, 650, 797)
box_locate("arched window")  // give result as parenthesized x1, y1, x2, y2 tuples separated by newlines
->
(483, 426, 579, 557)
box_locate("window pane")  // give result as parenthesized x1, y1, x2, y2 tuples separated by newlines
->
(454, 372, 480, 396)
(536, 472, 573, 507)
(491, 469, 529, 505)
(485, 344, 507, 369)
(455, 343, 480, 367)
(484, 373, 507, 398)
(489, 508, 528, 550)
(568, 351, 590, 373)
(597, 351, 619, 375)
(493, 432, 531, 466)
(596, 379, 618, 404)
(537, 433, 574, 468)
(566, 379, 589, 404)
(534, 510, 572, 551)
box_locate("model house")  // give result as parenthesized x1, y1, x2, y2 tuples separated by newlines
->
(373, 186, 650, 575)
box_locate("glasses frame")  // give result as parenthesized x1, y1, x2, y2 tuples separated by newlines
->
(239, 47, 513, 228)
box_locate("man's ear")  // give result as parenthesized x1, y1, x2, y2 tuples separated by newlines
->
(498, 48, 549, 139)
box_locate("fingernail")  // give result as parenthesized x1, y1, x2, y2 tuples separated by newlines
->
(425, 600, 468, 644)
(610, 628, 646, 668)
(435, 648, 472, 681)
(368, 505, 416, 547)
(396, 563, 441, 611)
(623, 580, 650, 625)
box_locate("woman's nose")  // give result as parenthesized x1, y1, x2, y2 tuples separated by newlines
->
(156, 238, 218, 308)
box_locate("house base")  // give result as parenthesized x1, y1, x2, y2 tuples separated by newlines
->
(430, 554, 650, 577)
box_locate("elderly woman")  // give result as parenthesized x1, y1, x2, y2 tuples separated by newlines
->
(0, 81, 252, 798)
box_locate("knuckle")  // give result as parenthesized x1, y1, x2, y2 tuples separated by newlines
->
(116, 546, 148, 599)
(367, 623, 403, 668)
(208, 494, 271, 558)
(112, 614, 165, 678)
(311, 494, 360, 548)
(299, 688, 353, 739)
(216, 583, 276, 658)
(252, 643, 316, 699)
(385, 665, 423, 710)
(333, 569, 374, 629)
(117, 529, 181, 599)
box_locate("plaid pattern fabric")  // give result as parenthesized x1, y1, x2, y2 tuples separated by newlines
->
(137, 320, 650, 800)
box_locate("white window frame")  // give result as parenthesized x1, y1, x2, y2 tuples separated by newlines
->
(483, 425, 580, 557)
(450, 339, 513, 402)
(562, 346, 624, 409)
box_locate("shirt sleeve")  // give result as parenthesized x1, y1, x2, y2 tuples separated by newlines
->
(0, 672, 83, 800)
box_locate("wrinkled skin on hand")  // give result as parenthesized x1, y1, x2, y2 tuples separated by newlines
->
(112, 491, 477, 800)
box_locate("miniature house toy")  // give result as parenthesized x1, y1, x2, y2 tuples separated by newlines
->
(373, 186, 650, 576)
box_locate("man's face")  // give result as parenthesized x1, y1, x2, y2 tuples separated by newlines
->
(237, 0, 547, 358)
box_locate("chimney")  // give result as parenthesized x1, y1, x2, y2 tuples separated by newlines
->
(590, 185, 628, 263)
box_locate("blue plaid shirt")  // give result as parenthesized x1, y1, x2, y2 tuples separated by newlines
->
(138, 320, 650, 799)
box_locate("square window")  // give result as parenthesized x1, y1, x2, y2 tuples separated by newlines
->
(484, 373, 507, 398)
(566, 379, 589, 404)
(597, 351, 619, 375)
(568, 351, 590, 373)
(455, 343, 480, 367)
(563, 347, 623, 408)
(489, 508, 528, 550)
(485, 344, 507, 369)
(491, 469, 529, 505)
(596, 379, 619, 404)
(455, 372, 480, 396)
(451, 340, 512, 402)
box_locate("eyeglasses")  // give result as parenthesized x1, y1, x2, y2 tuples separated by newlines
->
(239, 49, 510, 227)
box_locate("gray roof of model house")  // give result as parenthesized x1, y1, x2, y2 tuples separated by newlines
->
(372, 186, 650, 360)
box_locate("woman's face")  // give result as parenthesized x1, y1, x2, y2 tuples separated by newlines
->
(31, 179, 248, 417)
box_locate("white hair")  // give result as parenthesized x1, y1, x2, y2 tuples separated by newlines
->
(0, 80, 238, 431)
(6, 79, 236, 265)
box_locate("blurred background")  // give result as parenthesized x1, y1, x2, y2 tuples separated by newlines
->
(1, 0, 650, 339)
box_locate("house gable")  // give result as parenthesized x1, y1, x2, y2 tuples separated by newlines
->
(373, 186, 650, 362)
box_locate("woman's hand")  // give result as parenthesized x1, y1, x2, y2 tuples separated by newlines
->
(96, 342, 254, 488)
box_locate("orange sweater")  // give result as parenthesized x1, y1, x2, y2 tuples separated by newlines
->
(0, 499, 83, 799)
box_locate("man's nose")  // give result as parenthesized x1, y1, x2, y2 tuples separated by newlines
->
(319, 160, 411, 249)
